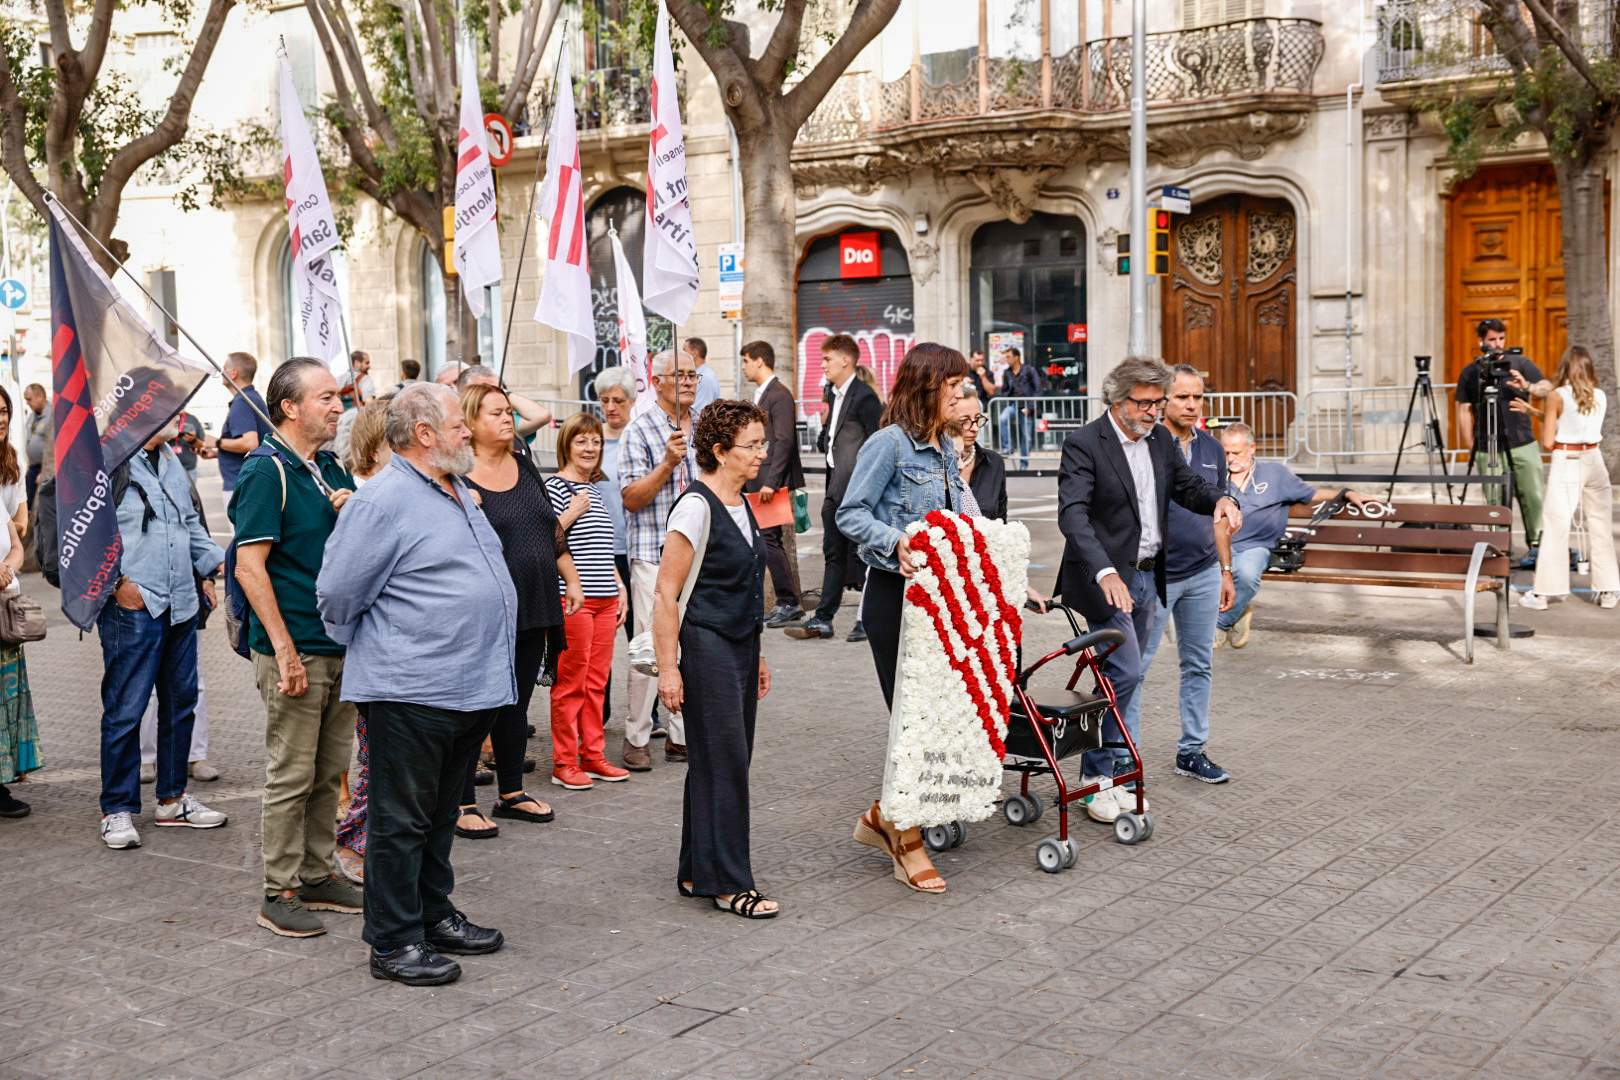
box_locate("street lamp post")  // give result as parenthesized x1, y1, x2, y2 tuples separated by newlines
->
(1127, 0, 1148, 356)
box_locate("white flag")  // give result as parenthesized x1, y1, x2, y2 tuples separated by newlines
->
(278, 57, 345, 366)
(642, 0, 699, 324)
(610, 230, 653, 417)
(533, 49, 595, 375)
(453, 34, 502, 317)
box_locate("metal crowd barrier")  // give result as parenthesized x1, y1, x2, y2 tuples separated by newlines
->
(1300, 384, 1461, 464)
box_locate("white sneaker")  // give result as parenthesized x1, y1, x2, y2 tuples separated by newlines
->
(1113, 786, 1150, 815)
(1599, 592, 1618, 610)
(1082, 776, 1121, 823)
(101, 812, 141, 849)
(1518, 591, 1549, 610)
(154, 794, 227, 829)
(139, 762, 156, 784)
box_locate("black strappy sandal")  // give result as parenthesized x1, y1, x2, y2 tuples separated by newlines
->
(714, 890, 779, 920)
(491, 792, 554, 823)
(454, 806, 499, 840)
(678, 881, 697, 898)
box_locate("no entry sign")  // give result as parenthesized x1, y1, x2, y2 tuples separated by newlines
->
(484, 113, 514, 167)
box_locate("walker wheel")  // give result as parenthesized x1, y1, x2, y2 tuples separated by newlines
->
(1114, 813, 1145, 845)
(1035, 837, 1067, 874)
(1059, 838, 1079, 869)
(922, 824, 953, 852)
(1138, 813, 1154, 842)
(948, 821, 967, 849)
(1025, 792, 1044, 823)
(1003, 795, 1034, 827)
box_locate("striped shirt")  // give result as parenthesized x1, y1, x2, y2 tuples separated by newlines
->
(545, 476, 620, 598)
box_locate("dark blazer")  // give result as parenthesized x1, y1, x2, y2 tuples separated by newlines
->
(746, 376, 805, 494)
(967, 444, 1008, 522)
(817, 377, 883, 501)
(1056, 413, 1228, 624)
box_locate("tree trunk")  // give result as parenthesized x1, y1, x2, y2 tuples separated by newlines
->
(736, 114, 799, 389)
(1552, 154, 1620, 476)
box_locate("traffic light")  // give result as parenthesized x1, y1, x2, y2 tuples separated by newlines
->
(1116, 233, 1130, 276)
(1148, 209, 1171, 277)
(443, 206, 457, 276)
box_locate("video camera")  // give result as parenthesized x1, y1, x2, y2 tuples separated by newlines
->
(1478, 346, 1524, 381)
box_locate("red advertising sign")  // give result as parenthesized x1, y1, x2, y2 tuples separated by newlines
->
(1067, 322, 1088, 343)
(838, 231, 882, 279)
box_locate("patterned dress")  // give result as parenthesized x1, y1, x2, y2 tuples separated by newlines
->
(335, 707, 368, 853)
(0, 642, 41, 784)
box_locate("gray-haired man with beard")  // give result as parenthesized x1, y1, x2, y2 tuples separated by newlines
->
(317, 383, 517, 986)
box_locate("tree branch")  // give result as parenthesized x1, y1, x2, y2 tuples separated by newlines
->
(753, 0, 808, 94)
(487, 0, 500, 86)
(304, 0, 384, 183)
(783, 0, 900, 129)
(1476, 0, 1540, 73)
(503, 0, 563, 124)
(665, 0, 763, 124)
(417, 0, 454, 126)
(1521, 0, 1602, 90)
(77, 0, 121, 90)
(89, 0, 239, 242)
(320, 0, 397, 148)
(0, 49, 49, 218)
(396, 0, 436, 127)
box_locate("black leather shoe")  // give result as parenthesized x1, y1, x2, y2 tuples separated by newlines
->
(765, 604, 805, 629)
(784, 617, 834, 640)
(369, 943, 461, 986)
(424, 910, 505, 955)
(847, 621, 868, 643)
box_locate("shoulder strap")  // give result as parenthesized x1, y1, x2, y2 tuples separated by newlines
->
(675, 491, 711, 608)
(271, 455, 286, 512)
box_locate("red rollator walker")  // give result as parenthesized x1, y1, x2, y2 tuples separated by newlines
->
(920, 602, 1153, 873)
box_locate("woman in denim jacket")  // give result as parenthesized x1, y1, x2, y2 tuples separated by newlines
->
(835, 343, 970, 895)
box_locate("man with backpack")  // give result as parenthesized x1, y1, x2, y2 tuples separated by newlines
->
(227, 357, 359, 938)
(97, 421, 228, 850)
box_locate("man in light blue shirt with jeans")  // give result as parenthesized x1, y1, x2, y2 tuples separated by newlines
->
(317, 383, 516, 987)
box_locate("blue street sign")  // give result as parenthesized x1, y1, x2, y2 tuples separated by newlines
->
(1162, 185, 1191, 200)
(0, 278, 26, 311)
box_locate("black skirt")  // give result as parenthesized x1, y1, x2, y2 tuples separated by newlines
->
(677, 622, 760, 896)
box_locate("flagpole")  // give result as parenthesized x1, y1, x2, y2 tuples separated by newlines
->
(496, 20, 570, 382)
(45, 192, 335, 496)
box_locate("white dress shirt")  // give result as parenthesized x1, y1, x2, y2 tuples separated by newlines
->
(1096, 409, 1160, 583)
(825, 377, 851, 469)
(752, 373, 776, 405)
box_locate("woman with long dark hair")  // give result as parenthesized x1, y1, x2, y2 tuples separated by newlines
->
(1523, 345, 1617, 609)
(834, 343, 971, 894)
(0, 386, 40, 819)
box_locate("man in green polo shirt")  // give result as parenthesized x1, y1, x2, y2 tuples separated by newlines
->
(228, 357, 360, 938)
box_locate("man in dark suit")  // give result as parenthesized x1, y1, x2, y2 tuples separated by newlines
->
(741, 340, 808, 627)
(1057, 356, 1242, 824)
(787, 333, 883, 642)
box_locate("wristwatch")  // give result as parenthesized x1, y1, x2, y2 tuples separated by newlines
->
(1221, 564, 1233, 573)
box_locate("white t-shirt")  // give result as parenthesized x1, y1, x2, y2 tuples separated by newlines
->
(0, 479, 21, 561)
(666, 492, 753, 548)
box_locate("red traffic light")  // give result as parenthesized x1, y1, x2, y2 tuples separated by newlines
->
(1154, 210, 1171, 228)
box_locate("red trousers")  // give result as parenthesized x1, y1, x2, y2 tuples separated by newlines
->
(551, 597, 618, 767)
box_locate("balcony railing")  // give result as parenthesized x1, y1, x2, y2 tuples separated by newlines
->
(1376, 0, 1613, 84)
(573, 66, 686, 132)
(801, 17, 1323, 141)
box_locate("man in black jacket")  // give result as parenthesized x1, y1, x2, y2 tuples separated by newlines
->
(742, 341, 807, 627)
(787, 333, 882, 641)
(1057, 356, 1242, 823)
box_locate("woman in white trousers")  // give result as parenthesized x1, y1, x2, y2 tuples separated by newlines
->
(1524, 346, 1618, 609)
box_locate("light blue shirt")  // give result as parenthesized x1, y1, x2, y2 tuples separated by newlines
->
(117, 445, 224, 625)
(835, 424, 967, 574)
(599, 435, 628, 558)
(316, 454, 518, 711)
(692, 363, 721, 417)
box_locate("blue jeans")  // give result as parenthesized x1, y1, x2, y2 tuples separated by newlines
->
(1218, 547, 1271, 631)
(1081, 568, 1158, 779)
(1128, 562, 1219, 756)
(998, 404, 1035, 468)
(98, 603, 199, 816)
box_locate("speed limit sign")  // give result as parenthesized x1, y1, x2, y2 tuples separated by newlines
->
(484, 113, 514, 167)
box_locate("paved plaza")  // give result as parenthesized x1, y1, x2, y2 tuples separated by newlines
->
(2, 477, 1619, 1079)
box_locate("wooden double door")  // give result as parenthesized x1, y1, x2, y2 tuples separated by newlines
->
(1161, 194, 1298, 401)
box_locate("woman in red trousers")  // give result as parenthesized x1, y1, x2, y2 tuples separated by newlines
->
(546, 414, 632, 789)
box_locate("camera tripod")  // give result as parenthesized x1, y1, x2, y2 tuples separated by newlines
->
(1388, 355, 1454, 505)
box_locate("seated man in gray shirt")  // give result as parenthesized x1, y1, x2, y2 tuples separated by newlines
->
(317, 383, 517, 987)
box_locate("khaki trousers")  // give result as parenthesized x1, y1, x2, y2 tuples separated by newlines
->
(255, 652, 357, 894)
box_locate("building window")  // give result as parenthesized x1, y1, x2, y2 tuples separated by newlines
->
(969, 213, 1087, 395)
(580, 186, 672, 398)
(146, 269, 179, 349)
(1182, 0, 1264, 28)
(420, 242, 447, 377)
(794, 229, 915, 413)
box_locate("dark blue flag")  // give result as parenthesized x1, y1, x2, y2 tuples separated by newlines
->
(48, 202, 208, 629)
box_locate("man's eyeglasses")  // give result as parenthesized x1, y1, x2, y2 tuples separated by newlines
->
(1125, 395, 1167, 412)
(671, 371, 701, 383)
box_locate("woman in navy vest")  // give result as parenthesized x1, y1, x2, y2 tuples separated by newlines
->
(652, 400, 779, 919)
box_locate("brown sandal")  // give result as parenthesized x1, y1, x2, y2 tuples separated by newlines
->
(853, 801, 890, 852)
(892, 830, 947, 893)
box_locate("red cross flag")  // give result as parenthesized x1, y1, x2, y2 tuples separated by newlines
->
(642, 0, 699, 325)
(453, 34, 501, 317)
(533, 47, 594, 374)
(279, 56, 345, 365)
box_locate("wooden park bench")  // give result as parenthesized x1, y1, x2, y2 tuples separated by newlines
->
(1266, 499, 1514, 663)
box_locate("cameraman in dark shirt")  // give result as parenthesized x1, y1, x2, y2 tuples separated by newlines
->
(1455, 318, 1552, 566)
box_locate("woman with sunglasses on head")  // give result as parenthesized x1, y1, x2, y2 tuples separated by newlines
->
(654, 399, 778, 920)
(835, 342, 973, 895)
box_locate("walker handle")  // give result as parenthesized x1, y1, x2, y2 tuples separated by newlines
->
(1062, 628, 1125, 658)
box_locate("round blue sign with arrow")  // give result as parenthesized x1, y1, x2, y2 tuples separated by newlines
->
(0, 278, 26, 311)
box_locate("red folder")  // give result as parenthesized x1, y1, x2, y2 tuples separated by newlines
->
(745, 491, 794, 530)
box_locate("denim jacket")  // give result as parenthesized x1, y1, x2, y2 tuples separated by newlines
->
(835, 424, 966, 573)
(118, 444, 225, 625)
